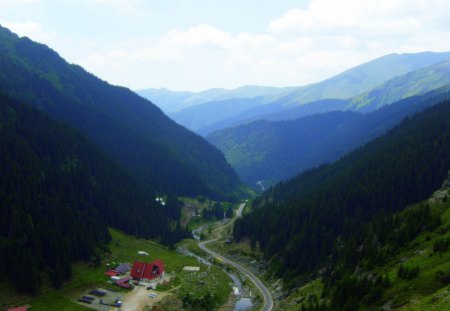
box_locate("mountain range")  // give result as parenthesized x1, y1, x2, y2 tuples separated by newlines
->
(3, 21, 450, 311)
(137, 85, 288, 113)
(0, 91, 189, 293)
(234, 98, 450, 309)
(205, 57, 450, 188)
(139, 51, 450, 135)
(0, 25, 244, 200)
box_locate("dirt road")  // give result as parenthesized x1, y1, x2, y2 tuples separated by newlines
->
(121, 286, 170, 311)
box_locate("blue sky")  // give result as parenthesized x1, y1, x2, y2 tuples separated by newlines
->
(1, 0, 450, 91)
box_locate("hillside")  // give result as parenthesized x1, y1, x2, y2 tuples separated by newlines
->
(350, 60, 450, 112)
(165, 52, 450, 134)
(0, 228, 231, 311)
(0, 92, 185, 294)
(169, 97, 267, 132)
(137, 88, 228, 113)
(137, 85, 287, 113)
(245, 55, 450, 125)
(275, 182, 450, 311)
(0, 25, 243, 200)
(233, 99, 450, 309)
(239, 99, 349, 123)
(208, 87, 450, 187)
(208, 111, 362, 187)
(278, 52, 450, 107)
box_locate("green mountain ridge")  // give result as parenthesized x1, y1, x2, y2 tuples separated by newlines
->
(0, 92, 185, 294)
(137, 85, 289, 113)
(199, 54, 450, 136)
(206, 58, 450, 188)
(170, 96, 267, 132)
(0, 25, 243, 200)
(208, 87, 450, 187)
(234, 99, 450, 309)
(276, 182, 450, 311)
(145, 51, 450, 135)
(350, 59, 450, 112)
(280, 52, 450, 107)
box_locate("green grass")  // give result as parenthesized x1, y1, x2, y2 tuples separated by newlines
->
(178, 239, 210, 258)
(187, 216, 212, 230)
(18, 292, 92, 311)
(108, 229, 198, 272)
(180, 197, 211, 210)
(274, 279, 324, 311)
(178, 266, 232, 308)
(399, 286, 450, 311)
(272, 187, 450, 311)
(180, 239, 264, 311)
(0, 228, 233, 310)
(0, 276, 92, 311)
(208, 237, 263, 261)
(363, 189, 450, 310)
(180, 197, 221, 230)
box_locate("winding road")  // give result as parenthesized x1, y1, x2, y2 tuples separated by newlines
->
(198, 203, 273, 311)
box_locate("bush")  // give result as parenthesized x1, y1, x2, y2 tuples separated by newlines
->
(397, 265, 420, 280)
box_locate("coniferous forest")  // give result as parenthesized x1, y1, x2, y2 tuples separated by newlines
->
(207, 85, 450, 187)
(0, 92, 188, 293)
(234, 99, 450, 308)
(2, 7, 450, 310)
(0, 25, 243, 201)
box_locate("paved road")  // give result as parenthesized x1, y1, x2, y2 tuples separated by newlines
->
(193, 203, 245, 241)
(198, 202, 273, 311)
(235, 202, 245, 218)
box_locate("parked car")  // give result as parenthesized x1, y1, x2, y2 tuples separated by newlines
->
(149, 293, 157, 298)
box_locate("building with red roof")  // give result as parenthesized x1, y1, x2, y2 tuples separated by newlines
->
(105, 270, 119, 277)
(115, 276, 133, 289)
(130, 259, 164, 282)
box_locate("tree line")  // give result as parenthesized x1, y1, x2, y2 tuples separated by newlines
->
(0, 93, 187, 293)
(234, 99, 450, 309)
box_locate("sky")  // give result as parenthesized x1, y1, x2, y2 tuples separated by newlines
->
(1, 0, 450, 92)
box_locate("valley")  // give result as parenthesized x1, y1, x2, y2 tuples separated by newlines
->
(196, 203, 273, 311)
(199, 240, 273, 311)
(0, 202, 239, 311)
(2, 3, 450, 310)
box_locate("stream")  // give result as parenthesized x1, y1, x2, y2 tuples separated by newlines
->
(177, 247, 253, 311)
(187, 203, 256, 311)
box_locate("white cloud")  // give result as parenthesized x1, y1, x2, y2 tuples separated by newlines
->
(2, 0, 450, 91)
(164, 24, 231, 48)
(3, 21, 56, 45)
(80, 25, 286, 88)
(131, 46, 183, 62)
(78, 0, 450, 90)
(269, 0, 449, 37)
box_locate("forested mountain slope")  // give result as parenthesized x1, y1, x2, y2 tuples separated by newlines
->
(209, 87, 450, 187)
(166, 52, 450, 135)
(350, 59, 450, 112)
(0, 93, 185, 294)
(274, 51, 450, 107)
(209, 111, 362, 186)
(234, 99, 450, 301)
(276, 182, 450, 311)
(0, 25, 242, 200)
(242, 59, 450, 126)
